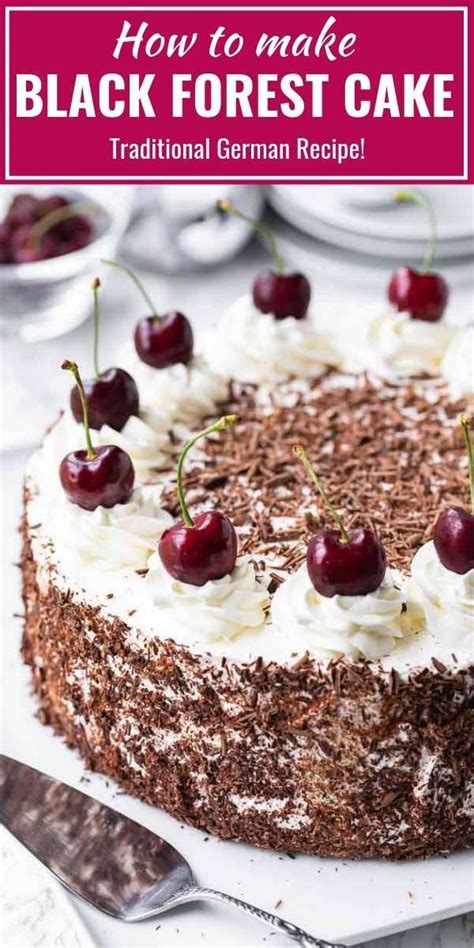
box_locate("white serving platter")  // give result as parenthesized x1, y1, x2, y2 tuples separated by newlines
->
(269, 186, 474, 260)
(2, 452, 473, 948)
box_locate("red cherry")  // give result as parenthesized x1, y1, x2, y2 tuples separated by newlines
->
(388, 191, 448, 322)
(69, 279, 139, 431)
(10, 225, 53, 263)
(60, 361, 134, 511)
(71, 368, 139, 432)
(388, 267, 448, 323)
(6, 193, 39, 228)
(158, 415, 238, 586)
(434, 507, 474, 575)
(159, 511, 238, 587)
(2, 196, 95, 264)
(217, 199, 311, 321)
(294, 446, 387, 598)
(59, 445, 135, 512)
(253, 270, 311, 320)
(102, 259, 194, 369)
(432, 415, 474, 575)
(54, 213, 93, 244)
(307, 527, 386, 597)
(134, 312, 194, 368)
(0, 222, 13, 263)
(31, 200, 94, 257)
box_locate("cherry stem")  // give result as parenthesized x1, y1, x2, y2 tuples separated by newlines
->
(394, 190, 437, 273)
(294, 445, 350, 543)
(27, 201, 96, 249)
(176, 415, 237, 528)
(217, 199, 284, 274)
(460, 413, 474, 515)
(62, 360, 96, 460)
(101, 259, 160, 320)
(91, 277, 101, 379)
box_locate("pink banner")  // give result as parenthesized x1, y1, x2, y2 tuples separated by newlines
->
(3, 5, 469, 182)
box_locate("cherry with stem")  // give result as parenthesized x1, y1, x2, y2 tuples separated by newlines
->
(294, 445, 387, 597)
(217, 199, 311, 320)
(60, 361, 135, 511)
(69, 278, 139, 432)
(159, 415, 238, 586)
(387, 190, 448, 322)
(102, 258, 194, 369)
(295, 445, 350, 542)
(462, 412, 474, 514)
(433, 413, 474, 574)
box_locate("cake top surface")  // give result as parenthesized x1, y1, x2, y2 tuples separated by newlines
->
(25, 359, 472, 675)
(161, 372, 467, 576)
(22, 270, 474, 676)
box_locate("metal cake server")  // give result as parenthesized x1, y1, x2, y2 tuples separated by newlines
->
(0, 756, 344, 947)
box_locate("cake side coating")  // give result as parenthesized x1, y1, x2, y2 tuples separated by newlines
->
(22, 501, 474, 860)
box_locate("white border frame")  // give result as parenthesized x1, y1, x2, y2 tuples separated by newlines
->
(3, 5, 469, 181)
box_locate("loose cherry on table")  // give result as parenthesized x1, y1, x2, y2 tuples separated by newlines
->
(387, 190, 448, 322)
(433, 414, 474, 575)
(60, 361, 135, 511)
(294, 446, 387, 597)
(0, 194, 95, 264)
(159, 416, 238, 586)
(217, 199, 311, 320)
(69, 278, 139, 432)
(102, 259, 194, 369)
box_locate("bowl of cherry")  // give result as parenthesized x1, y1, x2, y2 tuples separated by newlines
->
(0, 186, 133, 342)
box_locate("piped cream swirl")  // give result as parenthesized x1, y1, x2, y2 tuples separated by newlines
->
(411, 541, 474, 648)
(39, 410, 171, 489)
(368, 311, 454, 379)
(51, 485, 173, 573)
(203, 295, 338, 384)
(441, 326, 474, 398)
(118, 344, 229, 427)
(271, 564, 406, 661)
(146, 554, 270, 646)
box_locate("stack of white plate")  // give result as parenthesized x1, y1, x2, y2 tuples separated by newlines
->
(268, 185, 474, 261)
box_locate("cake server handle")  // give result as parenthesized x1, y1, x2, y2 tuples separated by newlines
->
(186, 886, 346, 947)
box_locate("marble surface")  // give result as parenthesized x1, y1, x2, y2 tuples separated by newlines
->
(1, 235, 473, 947)
(1, 830, 95, 948)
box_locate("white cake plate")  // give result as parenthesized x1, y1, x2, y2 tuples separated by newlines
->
(268, 186, 474, 260)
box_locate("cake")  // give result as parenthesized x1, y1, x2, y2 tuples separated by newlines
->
(20, 209, 474, 861)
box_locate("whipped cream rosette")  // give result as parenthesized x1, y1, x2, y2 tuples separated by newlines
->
(203, 296, 339, 384)
(441, 325, 474, 399)
(367, 310, 454, 379)
(272, 564, 405, 662)
(147, 554, 270, 647)
(119, 342, 229, 428)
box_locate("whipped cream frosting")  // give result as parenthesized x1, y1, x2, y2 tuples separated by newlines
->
(368, 311, 455, 379)
(26, 458, 471, 670)
(24, 308, 473, 673)
(39, 410, 171, 489)
(118, 344, 229, 427)
(202, 295, 339, 384)
(146, 554, 270, 648)
(52, 485, 173, 573)
(271, 564, 406, 661)
(411, 541, 474, 650)
(441, 325, 474, 398)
